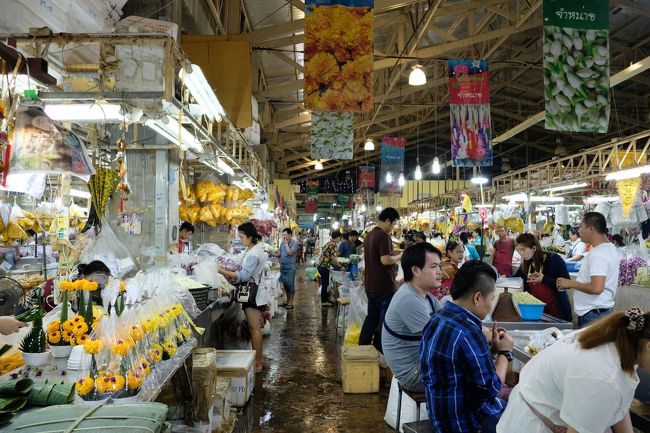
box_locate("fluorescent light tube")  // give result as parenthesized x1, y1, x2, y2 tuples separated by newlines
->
(45, 103, 123, 122)
(543, 182, 587, 192)
(605, 165, 650, 181)
(145, 116, 204, 153)
(502, 194, 565, 203)
(216, 158, 235, 176)
(181, 64, 227, 122)
(470, 176, 489, 185)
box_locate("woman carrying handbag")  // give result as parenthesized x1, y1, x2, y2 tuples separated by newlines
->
(218, 222, 268, 373)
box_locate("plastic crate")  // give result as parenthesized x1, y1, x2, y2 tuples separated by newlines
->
(518, 303, 545, 321)
(189, 286, 210, 310)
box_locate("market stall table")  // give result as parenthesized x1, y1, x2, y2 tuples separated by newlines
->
(0, 337, 198, 431)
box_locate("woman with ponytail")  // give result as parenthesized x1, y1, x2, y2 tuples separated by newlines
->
(497, 307, 650, 433)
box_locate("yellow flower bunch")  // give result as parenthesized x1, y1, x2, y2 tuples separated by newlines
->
(127, 371, 143, 390)
(92, 305, 104, 322)
(141, 319, 154, 333)
(77, 334, 88, 344)
(84, 337, 102, 355)
(75, 377, 94, 396)
(111, 338, 134, 357)
(59, 281, 76, 291)
(47, 320, 61, 333)
(62, 319, 75, 333)
(136, 358, 151, 377)
(179, 326, 191, 339)
(73, 322, 89, 337)
(163, 339, 177, 357)
(148, 344, 163, 363)
(171, 304, 183, 317)
(47, 330, 61, 344)
(119, 281, 127, 293)
(95, 373, 125, 394)
(129, 325, 144, 342)
(62, 331, 77, 345)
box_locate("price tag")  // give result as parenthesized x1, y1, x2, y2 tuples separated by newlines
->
(0, 261, 12, 271)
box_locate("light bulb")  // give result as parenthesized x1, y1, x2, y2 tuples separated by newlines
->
(385, 171, 392, 183)
(375, 205, 382, 212)
(364, 138, 375, 151)
(432, 157, 441, 175)
(470, 176, 489, 185)
(398, 172, 405, 186)
(408, 65, 427, 86)
(315, 161, 323, 170)
(414, 165, 422, 180)
(360, 204, 367, 213)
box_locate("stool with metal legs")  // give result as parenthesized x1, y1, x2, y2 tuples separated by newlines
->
(395, 381, 427, 433)
(335, 297, 350, 343)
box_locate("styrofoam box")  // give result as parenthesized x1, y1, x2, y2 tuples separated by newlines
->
(214, 350, 255, 407)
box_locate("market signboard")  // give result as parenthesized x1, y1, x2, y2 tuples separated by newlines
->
(310, 112, 354, 160)
(357, 164, 375, 190)
(304, 0, 374, 112)
(379, 136, 405, 195)
(543, 0, 610, 133)
(448, 59, 493, 167)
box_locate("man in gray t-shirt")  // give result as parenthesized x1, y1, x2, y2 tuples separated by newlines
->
(382, 243, 443, 392)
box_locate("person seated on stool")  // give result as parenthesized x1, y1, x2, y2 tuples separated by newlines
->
(382, 243, 443, 392)
(420, 261, 514, 433)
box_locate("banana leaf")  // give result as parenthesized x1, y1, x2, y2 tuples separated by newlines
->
(27, 381, 74, 406)
(0, 410, 13, 425)
(0, 379, 33, 397)
(0, 397, 27, 413)
(6, 403, 169, 433)
(0, 344, 11, 357)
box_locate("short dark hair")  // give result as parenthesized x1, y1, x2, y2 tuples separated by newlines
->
(283, 228, 293, 235)
(459, 232, 470, 244)
(78, 260, 111, 276)
(342, 233, 350, 240)
(331, 230, 342, 239)
(238, 221, 262, 243)
(450, 261, 497, 300)
(413, 231, 426, 241)
(350, 230, 359, 237)
(402, 242, 442, 282)
(180, 222, 194, 233)
(445, 240, 462, 253)
(569, 226, 580, 236)
(378, 207, 399, 223)
(583, 211, 607, 234)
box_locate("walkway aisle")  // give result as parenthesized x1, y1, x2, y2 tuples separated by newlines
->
(245, 265, 392, 432)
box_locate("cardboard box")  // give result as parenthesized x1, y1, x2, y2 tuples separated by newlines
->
(342, 345, 380, 394)
(211, 377, 232, 430)
(214, 350, 255, 407)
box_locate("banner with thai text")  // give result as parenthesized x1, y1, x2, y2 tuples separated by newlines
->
(310, 112, 354, 160)
(304, 180, 319, 214)
(304, 0, 373, 112)
(448, 59, 493, 167)
(543, 0, 609, 133)
(379, 137, 405, 195)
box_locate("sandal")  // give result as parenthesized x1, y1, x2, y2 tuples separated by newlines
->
(285, 304, 294, 310)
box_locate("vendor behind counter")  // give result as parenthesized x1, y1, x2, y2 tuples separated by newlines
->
(177, 222, 194, 254)
(42, 260, 111, 312)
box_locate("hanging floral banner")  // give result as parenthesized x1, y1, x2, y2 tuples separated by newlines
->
(310, 111, 354, 160)
(358, 164, 375, 190)
(304, 0, 373, 112)
(448, 59, 493, 167)
(543, 0, 609, 133)
(304, 180, 319, 214)
(618, 178, 640, 218)
(379, 137, 405, 195)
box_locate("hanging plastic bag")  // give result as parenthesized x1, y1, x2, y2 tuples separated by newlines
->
(79, 220, 137, 278)
(345, 282, 368, 345)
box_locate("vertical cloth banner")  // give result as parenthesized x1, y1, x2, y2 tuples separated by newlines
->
(448, 60, 493, 167)
(379, 137, 405, 195)
(357, 164, 376, 190)
(304, 180, 319, 214)
(311, 112, 354, 160)
(543, 0, 609, 133)
(304, 0, 374, 112)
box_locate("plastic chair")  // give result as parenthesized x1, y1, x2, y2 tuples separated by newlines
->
(396, 382, 427, 433)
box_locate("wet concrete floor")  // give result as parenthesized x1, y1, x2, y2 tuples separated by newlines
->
(239, 266, 394, 433)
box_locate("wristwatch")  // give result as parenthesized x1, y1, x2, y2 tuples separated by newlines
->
(497, 351, 514, 362)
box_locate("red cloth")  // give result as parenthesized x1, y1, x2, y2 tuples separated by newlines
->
(493, 238, 514, 276)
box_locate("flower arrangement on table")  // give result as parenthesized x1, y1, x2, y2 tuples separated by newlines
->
(75, 296, 197, 402)
(619, 256, 647, 286)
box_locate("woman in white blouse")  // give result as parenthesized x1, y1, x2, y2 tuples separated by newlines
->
(566, 227, 586, 261)
(218, 222, 269, 372)
(497, 307, 650, 433)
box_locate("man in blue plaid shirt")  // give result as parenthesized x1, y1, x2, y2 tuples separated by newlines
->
(419, 261, 514, 433)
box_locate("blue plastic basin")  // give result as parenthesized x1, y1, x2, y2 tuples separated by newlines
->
(518, 303, 545, 321)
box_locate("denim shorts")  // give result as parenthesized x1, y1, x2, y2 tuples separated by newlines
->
(279, 266, 296, 294)
(578, 307, 614, 328)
